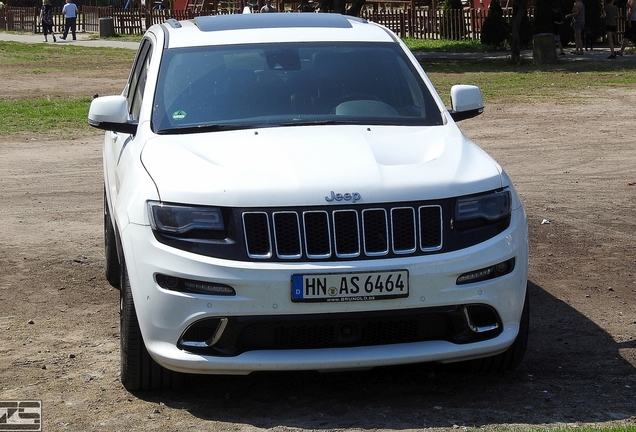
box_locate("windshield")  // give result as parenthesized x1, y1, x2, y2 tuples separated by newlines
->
(151, 42, 443, 134)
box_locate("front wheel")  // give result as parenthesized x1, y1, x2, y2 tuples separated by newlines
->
(120, 262, 182, 391)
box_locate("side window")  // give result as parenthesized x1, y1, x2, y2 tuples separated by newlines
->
(127, 39, 153, 122)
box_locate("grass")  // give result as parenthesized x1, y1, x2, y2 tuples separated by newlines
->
(402, 38, 636, 103)
(424, 60, 636, 103)
(1, 39, 636, 136)
(403, 38, 499, 52)
(0, 40, 135, 69)
(0, 96, 94, 137)
(0, 41, 136, 137)
(86, 33, 144, 43)
(532, 428, 636, 432)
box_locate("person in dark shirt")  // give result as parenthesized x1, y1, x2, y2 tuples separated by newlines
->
(40, 0, 57, 43)
(602, 0, 619, 58)
(552, 4, 566, 56)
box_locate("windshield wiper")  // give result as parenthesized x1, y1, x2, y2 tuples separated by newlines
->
(279, 118, 413, 127)
(276, 119, 362, 127)
(156, 123, 253, 135)
(156, 118, 407, 134)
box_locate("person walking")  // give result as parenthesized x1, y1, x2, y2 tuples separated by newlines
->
(60, 0, 78, 41)
(553, 3, 566, 56)
(567, 0, 585, 55)
(40, 0, 56, 43)
(618, 0, 636, 55)
(602, 0, 619, 58)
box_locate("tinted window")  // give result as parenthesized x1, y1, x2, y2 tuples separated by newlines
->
(151, 42, 442, 133)
(128, 39, 152, 122)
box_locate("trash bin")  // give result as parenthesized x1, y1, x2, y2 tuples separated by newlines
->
(533, 33, 558, 65)
(99, 17, 116, 38)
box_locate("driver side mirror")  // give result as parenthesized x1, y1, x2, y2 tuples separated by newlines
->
(88, 95, 138, 135)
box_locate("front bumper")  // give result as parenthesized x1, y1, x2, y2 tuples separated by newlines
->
(121, 207, 528, 375)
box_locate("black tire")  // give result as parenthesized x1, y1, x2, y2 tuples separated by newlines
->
(104, 189, 121, 288)
(120, 263, 182, 391)
(464, 288, 530, 373)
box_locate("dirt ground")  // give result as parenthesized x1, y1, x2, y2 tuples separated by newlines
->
(1, 58, 636, 432)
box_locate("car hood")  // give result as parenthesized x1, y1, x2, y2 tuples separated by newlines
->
(141, 125, 504, 207)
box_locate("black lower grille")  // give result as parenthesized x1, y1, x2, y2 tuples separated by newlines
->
(239, 314, 450, 350)
(178, 305, 502, 356)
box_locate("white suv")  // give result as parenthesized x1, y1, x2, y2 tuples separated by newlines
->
(89, 13, 528, 391)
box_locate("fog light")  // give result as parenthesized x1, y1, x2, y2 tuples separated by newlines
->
(165, 277, 179, 289)
(456, 258, 515, 285)
(457, 267, 493, 284)
(184, 281, 235, 295)
(495, 261, 509, 272)
(156, 274, 236, 296)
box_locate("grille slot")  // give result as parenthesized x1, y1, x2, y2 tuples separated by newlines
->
(419, 205, 443, 250)
(243, 212, 271, 259)
(362, 209, 389, 256)
(303, 211, 331, 258)
(391, 207, 417, 254)
(243, 204, 442, 261)
(333, 210, 360, 258)
(273, 212, 302, 259)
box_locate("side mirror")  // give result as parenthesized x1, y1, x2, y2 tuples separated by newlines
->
(87, 95, 138, 135)
(448, 85, 484, 122)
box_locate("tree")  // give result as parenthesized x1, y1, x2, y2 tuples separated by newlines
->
(510, 0, 532, 62)
(481, 0, 510, 48)
(510, 0, 527, 64)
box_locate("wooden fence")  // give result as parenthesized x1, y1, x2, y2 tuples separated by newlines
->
(0, 5, 627, 41)
(0, 5, 506, 40)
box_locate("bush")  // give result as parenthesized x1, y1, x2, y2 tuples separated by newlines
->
(481, 0, 510, 48)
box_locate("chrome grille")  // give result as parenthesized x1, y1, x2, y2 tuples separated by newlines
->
(243, 205, 442, 260)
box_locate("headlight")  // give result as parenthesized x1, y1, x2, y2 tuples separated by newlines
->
(148, 201, 225, 235)
(454, 190, 511, 230)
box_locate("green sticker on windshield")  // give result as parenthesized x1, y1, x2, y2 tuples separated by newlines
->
(172, 110, 187, 120)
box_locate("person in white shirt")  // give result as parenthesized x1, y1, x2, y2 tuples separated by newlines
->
(61, 0, 78, 41)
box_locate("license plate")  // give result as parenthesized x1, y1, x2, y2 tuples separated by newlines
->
(291, 270, 408, 303)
